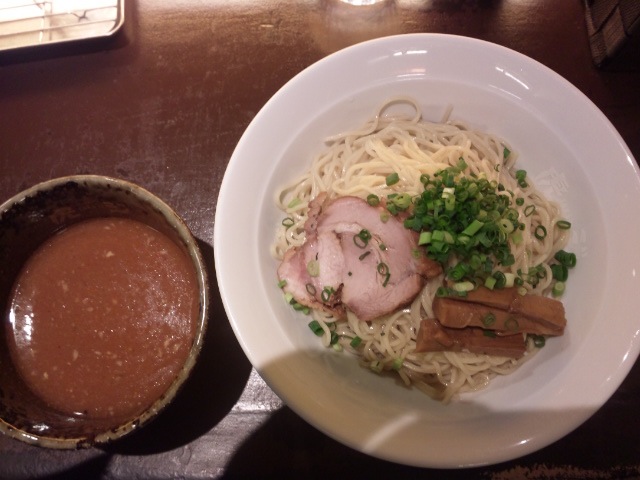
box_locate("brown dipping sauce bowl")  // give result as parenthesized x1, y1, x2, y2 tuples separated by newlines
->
(0, 175, 208, 449)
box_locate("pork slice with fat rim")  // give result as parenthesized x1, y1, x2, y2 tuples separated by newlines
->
(277, 194, 442, 322)
(316, 196, 442, 321)
(316, 196, 442, 280)
(337, 225, 425, 322)
(277, 230, 346, 318)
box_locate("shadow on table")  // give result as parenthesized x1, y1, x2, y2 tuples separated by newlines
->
(102, 238, 253, 455)
(221, 350, 640, 479)
(222, 406, 433, 479)
(32, 455, 113, 480)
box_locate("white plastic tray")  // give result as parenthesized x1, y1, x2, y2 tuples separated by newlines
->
(0, 0, 124, 52)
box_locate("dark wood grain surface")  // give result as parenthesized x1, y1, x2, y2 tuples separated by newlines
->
(1, 1, 639, 478)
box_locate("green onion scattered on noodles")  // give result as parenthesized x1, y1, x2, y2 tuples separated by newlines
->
(272, 97, 577, 403)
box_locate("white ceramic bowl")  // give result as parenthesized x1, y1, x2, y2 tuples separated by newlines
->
(214, 34, 640, 468)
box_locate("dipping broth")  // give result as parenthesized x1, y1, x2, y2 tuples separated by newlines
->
(5, 217, 199, 420)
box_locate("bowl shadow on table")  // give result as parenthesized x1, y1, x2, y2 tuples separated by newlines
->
(221, 349, 640, 479)
(102, 237, 253, 456)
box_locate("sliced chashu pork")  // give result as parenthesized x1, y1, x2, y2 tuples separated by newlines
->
(277, 233, 345, 317)
(277, 194, 442, 321)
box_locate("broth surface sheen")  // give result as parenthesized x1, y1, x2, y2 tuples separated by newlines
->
(6, 217, 199, 420)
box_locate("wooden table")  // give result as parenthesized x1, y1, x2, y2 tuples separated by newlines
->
(1, 1, 639, 478)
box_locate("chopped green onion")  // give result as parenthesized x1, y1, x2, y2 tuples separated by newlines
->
(556, 220, 571, 230)
(390, 192, 412, 210)
(436, 286, 449, 297)
(457, 234, 471, 246)
(443, 231, 455, 244)
(377, 262, 389, 276)
(449, 262, 469, 282)
(500, 252, 515, 267)
(287, 198, 301, 209)
(376, 262, 391, 287)
(399, 165, 574, 292)
(359, 251, 371, 261)
(305, 283, 316, 296)
(386, 172, 400, 186)
(392, 358, 403, 371)
(452, 281, 475, 293)
(321, 286, 334, 303)
(350, 336, 362, 348)
(498, 218, 514, 234)
(505, 317, 520, 332)
(432, 230, 445, 242)
(530, 334, 546, 348)
(281, 217, 294, 228)
(551, 264, 568, 282)
(369, 360, 383, 374)
(554, 250, 577, 268)
(306, 260, 320, 277)
(284, 292, 294, 304)
(366, 194, 380, 206)
(534, 225, 547, 240)
(552, 281, 566, 297)
(482, 313, 496, 327)
(484, 276, 497, 290)
(503, 146, 511, 159)
(353, 229, 371, 248)
(511, 230, 523, 245)
(462, 219, 484, 236)
(504, 272, 516, 288)
(308, 320, 324, 336)
(524, 205, 536, 217)
(515, 169, 528, 188)
(277, 279, 287, 288)
(492, 271, 507, 289)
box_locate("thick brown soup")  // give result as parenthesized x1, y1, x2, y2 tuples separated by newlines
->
(6, 217, 199, 421)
